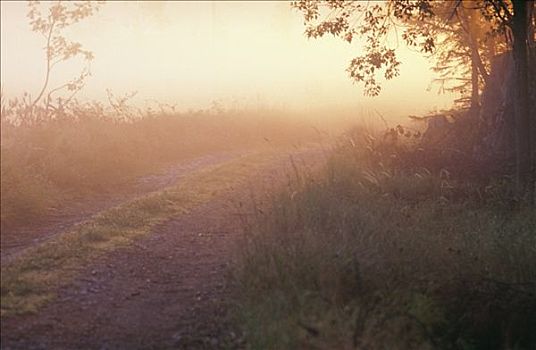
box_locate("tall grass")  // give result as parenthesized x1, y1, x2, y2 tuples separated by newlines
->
(232, 126, 536, 349)
(0, 98, 318, 230)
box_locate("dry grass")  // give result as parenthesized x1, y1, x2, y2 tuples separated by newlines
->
(231, 126, 536, 349)
(0, 100, 319, 230)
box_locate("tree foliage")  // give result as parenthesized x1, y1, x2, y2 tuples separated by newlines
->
(293, 0, 535, 201)
(292, 0, 435, 96)
(27, 1, 104, 113)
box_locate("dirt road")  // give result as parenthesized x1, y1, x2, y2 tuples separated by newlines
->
(0, 148, 323, 349)
(1, 152, 246, 267)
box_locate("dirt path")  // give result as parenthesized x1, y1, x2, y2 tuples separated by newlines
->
(1, 149, 322, 350)
(1, 151, 246, 267)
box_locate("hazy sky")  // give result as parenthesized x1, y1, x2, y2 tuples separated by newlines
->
(1, 1, 456, 119)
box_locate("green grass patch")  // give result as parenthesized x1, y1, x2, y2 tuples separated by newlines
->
(1, 151, 282, 317)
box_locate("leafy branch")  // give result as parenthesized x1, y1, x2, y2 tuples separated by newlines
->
(27, 0, 103, 113)
(292, 0, 435, 96)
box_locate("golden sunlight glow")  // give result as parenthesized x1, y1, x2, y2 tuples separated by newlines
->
(1, 1, 455, 120)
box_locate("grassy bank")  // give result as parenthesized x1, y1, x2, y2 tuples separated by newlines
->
(1, 104, 319, 231)
(232, 127, 536, 349)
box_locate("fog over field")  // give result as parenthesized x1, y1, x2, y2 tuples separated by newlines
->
(1, 1, 534, 349)
(1, 1, 455, 119)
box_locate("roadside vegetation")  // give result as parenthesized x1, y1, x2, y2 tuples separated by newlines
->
(229, 2, 535, 347)
(1, 150, 285, 316)
(0, 98, 320, 232)
(1, 2, 329, 234)
(2, 1, 535, 348)
(232, 125, 536, 349)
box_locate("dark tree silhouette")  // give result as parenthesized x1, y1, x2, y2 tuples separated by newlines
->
(292, 0, 535, 202)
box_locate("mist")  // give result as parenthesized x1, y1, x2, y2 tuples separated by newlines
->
(3, 1, 534, 349)
(1, 1, 455, 121)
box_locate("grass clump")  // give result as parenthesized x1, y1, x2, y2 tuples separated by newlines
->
(232, 126, 536, 349)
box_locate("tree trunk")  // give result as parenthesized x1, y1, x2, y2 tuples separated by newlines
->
(511, 0, 534, 203)
(462, 7, 488, 112)
(470, 50, 480, 112)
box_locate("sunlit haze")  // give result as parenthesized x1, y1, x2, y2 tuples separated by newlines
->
(1, 1, 456, 119)
(2, 2, 534, 348)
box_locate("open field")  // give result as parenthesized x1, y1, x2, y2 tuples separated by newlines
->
(1, 107, 322, 232)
